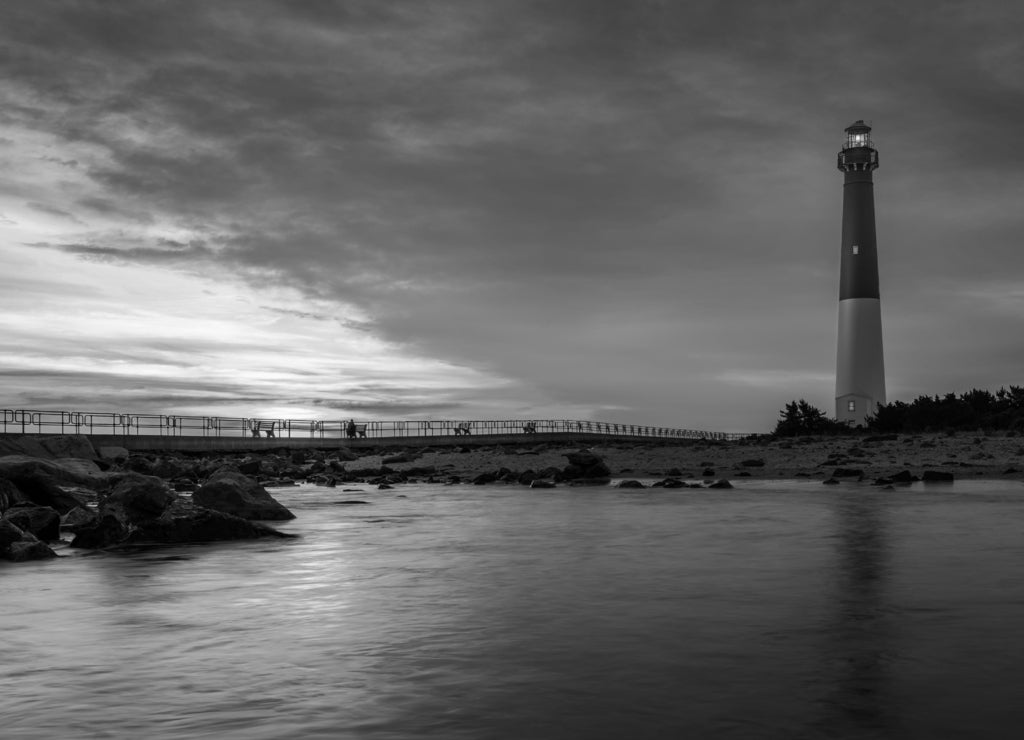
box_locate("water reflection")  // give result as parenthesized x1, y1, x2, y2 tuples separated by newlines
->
(816, 491, 902, 737)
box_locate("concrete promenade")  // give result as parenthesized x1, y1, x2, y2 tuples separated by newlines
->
(1, 431, 694, 454)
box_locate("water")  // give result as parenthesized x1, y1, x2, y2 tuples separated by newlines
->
(4, 480, 1024, 739)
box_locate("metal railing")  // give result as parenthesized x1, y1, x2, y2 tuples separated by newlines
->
(1, 408, 751, 441)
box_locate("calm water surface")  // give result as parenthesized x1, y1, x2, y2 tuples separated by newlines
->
(4, 480, 1024, 739)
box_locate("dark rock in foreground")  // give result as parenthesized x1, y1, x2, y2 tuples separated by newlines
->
(192, 469, 296, 520)
(122, 501, 296, 545)
(2, 505, 61, 542)
(0, 519, 58, 561)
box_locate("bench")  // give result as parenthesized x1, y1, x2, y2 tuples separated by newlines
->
(523, 422, 537, 433)
(345, 423, 367, 439)
(250, 420, 276, 438)
(453, 421, 473, 436)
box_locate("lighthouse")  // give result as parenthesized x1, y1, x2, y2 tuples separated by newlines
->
(835, 120, 886, 425)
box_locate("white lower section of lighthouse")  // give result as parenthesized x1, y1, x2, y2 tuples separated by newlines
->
(835, 297, 886, 425)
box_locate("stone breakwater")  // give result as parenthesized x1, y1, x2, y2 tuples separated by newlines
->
(3, 432, 1024, 563)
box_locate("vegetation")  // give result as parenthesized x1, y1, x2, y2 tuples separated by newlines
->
(773, 399, 849, 437)
(773, 386, 1024, 436)
(867, 386, 1024, 433)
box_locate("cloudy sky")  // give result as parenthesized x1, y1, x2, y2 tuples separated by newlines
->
(1, 1, 1022, 433)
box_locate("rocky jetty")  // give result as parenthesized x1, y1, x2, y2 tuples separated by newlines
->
(0, 435, 297, 563)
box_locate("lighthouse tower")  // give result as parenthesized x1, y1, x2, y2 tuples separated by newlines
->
(835, 120, 886, 425)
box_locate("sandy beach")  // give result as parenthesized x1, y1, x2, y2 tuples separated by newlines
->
(346, 432, 1024, 484)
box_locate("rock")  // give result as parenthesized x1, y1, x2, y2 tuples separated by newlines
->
(123, 500, 296, 545)
(617, 480, 646, 489)
(922, 470, 955, 482)
(832, 468, 864, 478)
(583, 461, 612, 478)
(865, 434, 898, 443)
(560, 464, 585, 480)
(290, 450, 306, 465)
(0, 519, 58, 561)
(530, 480, 556, 489)
(890, 470, 918, 483)
(0, 454, 104, 487)
(3, 470, 91, 514)
(2, 505, 61, 542)
(382, 452, 418, 464)
(101, 474, 178, 526)
(822, 478, 840, 485)
(564, 450, 603, 469)
(666, 467, 683, 477)
(740, 459, 765, 467)
(237, 459, 261, 476)
(569, 478, 611, 486)
(517, 469, 538, 485)
(192, 470, 296, 520)
(0, 478, 32, 512)
(60, 506, 98, 532)
(151, 457, 193, 480)
(661, 478, 686, 488)
(707, 479, 734, 489)
(98, 446, 130, 463)
(701, 468, 715, 477)
(69, 514, 128, 549)
(472, 472, 500, 485)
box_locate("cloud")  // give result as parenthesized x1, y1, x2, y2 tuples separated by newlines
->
(1, 0, 1023, 430)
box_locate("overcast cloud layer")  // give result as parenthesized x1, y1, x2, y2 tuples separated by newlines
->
(2, 1, 1022, 432)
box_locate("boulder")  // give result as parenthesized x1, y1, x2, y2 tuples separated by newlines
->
(564, 450, 603, 469)
(69, 514, 128, 549)
(0, 519, 58, 562)
(97, 446, 130, 463)
(832, 468, 864, 478)
(192, 470, 295, 520)
(0, 455, 104, 487)
(61, 506, 98, 532)
(922, 470, 955, 483)
(617, 480, 646, 489)
(123, 500, 296, 545)
(2, 505, 61, 542)
(584, 461, 612, 478)
(2, 469, 91, 514)
(101, 474, 178, 526)
(890, 470, 918, 483)
(237, 459, 261, 476)
(0, 478, 32, 512)
(151, 457, 194, 481)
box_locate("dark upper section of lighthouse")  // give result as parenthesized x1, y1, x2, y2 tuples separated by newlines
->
(838, 120, 880, 300)
(837, 120, 879, 172)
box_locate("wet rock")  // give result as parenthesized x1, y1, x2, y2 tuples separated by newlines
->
(890, 470, 919, 483)
(922, 470, 955, 482)
(832, 468, 864, 478)
(237, 459, 261, 476)
(740, 459, 765, 467)
(2, 470, 91, 514)
(193, 470, 296, 520)
(564, 450, 603, 469)
(472, 471, 500, 485)
(583, 461, 612, 478)
(822, 478, 840, 485)
(707, 479, 734, 489)
(617, 480, 646, 489)
(568, 478, 612, 486)
(530, 480, 556, 489)
(0, 478, 32, 512)
(69, 514, 128, 549)
(517, 469, 538, 485)
(60, 506, 98, 532)
(701, 468, 715, 477)
(123, 501, 296, 545)
(102, 474, 178, 526)
(0, 519, 58, 562)
(660, 478, 686, 489)
(2, 505, 61, 542)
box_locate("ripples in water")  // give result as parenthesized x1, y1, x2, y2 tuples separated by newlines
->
(3, 480, 1024, 738)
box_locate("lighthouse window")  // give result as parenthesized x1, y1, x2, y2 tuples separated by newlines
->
(852, 245, 859, 255)
(847, 400, 856, 412)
